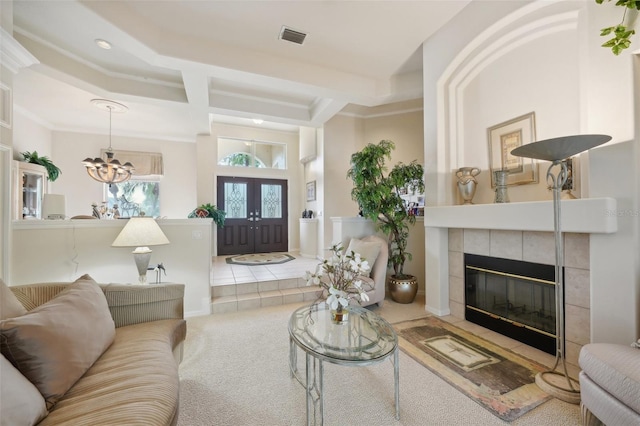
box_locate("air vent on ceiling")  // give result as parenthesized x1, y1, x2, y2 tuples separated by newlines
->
(279, 26, 307, 45)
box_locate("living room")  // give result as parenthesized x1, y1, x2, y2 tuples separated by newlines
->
(1, 1, 639, 425)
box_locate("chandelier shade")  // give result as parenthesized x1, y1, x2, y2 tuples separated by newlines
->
(82, 99, 134, 184)
(83, 151, 134, 184)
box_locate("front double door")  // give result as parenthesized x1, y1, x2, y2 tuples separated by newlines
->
(217, 176, 288, 255)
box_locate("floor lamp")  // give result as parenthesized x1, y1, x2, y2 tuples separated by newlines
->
(511, 134, 611, 404)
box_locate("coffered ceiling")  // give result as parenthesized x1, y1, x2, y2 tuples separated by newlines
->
(10, 0, 471, 141)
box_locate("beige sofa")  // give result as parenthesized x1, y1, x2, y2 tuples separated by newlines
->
(1, 275, 186, 426)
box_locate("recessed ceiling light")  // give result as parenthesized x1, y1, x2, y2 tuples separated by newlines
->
(95, 39, 112, 50)
(252, 118, 264, 124)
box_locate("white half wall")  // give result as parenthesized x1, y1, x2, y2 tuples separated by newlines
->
(10, 218, 212, 317)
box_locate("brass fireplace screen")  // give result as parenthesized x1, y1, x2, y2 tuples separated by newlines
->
(464, 254, 559, 354)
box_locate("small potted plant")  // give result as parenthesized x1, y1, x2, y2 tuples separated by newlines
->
(188, 203, 226, 227)
(597, 0, 639, 55)
(347, 140, 425, 304)
(21, 151, 61, 182)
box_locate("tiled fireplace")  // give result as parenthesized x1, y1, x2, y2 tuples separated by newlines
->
(448, 228, 590, 368)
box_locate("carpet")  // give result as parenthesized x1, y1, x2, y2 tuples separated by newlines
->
(226, 253, 295, 265)
(394, 316, 552, 422)
(177, 303, 581, 426)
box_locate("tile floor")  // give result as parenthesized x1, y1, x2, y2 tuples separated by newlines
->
(211, 253, 323, 313)
(210, 252, 579, 379)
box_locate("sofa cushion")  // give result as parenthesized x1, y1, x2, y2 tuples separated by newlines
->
(0, 354, 48, 426)
(579, 343, 640, 414)
(346, 238, 381, 277)
(39, 319, 186, 425)
(0, 279, 27, 319)
(0, 275, 115, 410)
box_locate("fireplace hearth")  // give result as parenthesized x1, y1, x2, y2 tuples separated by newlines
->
(464, 254, 560, 355)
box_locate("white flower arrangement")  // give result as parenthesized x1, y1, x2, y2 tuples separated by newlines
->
(304, 244, 373, 311)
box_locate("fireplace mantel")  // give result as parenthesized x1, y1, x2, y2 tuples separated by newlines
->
(425, 197, 617, 234)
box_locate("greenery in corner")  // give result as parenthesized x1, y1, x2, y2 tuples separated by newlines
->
(597, 0, 639, 55)
(347, 140, 424, 279)
(20, 151, 61, 182)
(188, 203, 226, 228)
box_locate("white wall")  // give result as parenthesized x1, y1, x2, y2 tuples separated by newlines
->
(589, 141, 638, 343)
(12, 110, 53, 162)
(461, 29, 580, 204)
(11, 219, 212, 317)
(321, 114, 364, 252)
(50, 132, 197, 219)
(363, 110, 424, 165)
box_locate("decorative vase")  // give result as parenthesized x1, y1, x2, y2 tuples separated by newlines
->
(331, 305, 349, 324)
(388, 275, 418, 304)
(456, 167, 480, 205)
(493, 170, 510, 203)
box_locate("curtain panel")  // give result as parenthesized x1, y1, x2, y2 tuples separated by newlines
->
(100, 149, 163, 177)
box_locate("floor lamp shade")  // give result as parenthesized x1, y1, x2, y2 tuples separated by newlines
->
(112, 217, 170, 284)
(42, 194, 66, 219)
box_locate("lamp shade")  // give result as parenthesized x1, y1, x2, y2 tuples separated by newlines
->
(112, 217, 170, 248)
(510, 134, 611, 161)
(42, 194, 66, 219)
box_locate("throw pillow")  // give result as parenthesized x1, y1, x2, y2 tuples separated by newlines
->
(0, 279, 27, 320)
(0, 354, 48, 426)
(0, 275, 115, 409)
(346, 238, 381, 277)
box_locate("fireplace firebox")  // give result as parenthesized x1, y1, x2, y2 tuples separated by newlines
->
(464, 254, 560, 355)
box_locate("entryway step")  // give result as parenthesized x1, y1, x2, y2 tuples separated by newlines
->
(211, 282, 321, 314)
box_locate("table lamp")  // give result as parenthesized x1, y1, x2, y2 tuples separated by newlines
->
(511, 134, 611, 404)
(112, 217, 170, 284)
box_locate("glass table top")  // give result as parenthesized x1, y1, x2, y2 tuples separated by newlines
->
(288, 303, 397, 364)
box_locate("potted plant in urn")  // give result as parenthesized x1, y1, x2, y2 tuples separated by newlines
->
(188, 203, 226, 227)
(347, 140, 424, 304)
(21, 151, 62, 182)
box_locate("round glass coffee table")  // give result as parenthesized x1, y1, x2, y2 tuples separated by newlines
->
(288, 303, 399, 426)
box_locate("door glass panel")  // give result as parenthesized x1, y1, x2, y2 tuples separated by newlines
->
(22, 172, 43, 219)
(261, 184, 282, 218)
(224, 182, 248, 218)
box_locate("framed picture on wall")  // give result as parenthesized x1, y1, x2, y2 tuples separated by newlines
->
(306, 181, 316, 201)
(487, 112, 538, 187)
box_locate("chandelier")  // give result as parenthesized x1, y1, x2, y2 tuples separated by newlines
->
(82, 99, 134, 184)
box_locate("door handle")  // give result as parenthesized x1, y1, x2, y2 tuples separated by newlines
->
(254, 217, 261, 221)
(247, 217, 254, 222)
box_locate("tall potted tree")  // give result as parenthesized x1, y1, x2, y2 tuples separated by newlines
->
(347, 140, 425, 304)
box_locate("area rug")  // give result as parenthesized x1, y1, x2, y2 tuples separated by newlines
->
(394, 316, 551, 422)
(226, 253, 295, 265)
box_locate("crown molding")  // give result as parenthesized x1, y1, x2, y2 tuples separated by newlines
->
(0, 27, 39, 74)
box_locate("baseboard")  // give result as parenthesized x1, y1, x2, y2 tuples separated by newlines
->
(425, 304, 450, 316)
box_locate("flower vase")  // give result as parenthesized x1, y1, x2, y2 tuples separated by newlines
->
(456, 167, 480, 205)
(331, 305, 349, 324)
